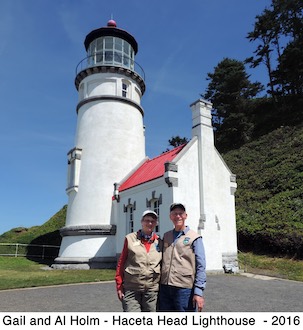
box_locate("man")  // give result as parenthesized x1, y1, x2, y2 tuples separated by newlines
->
(159, 203, 206, 312)
(115, 210, 162, 312)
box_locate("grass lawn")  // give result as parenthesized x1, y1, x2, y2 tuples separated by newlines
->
(238, 252, 303, 281)
(0, 253, 302, 291)
(0, 257, 115, 290)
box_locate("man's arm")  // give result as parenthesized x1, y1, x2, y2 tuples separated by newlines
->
(192, 237, 206, 311)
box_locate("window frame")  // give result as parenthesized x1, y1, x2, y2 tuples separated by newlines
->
(88, 36, 135, 70)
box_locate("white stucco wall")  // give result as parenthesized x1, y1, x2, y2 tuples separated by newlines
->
(115, 132, 237, 273)
(213, 151, 238, 257)
(65, 72, 145, 227)
(79, 73, 142, 103)
(58, 71, 146, 262)
(58, 235, 116, 258)
(189, 99, 238, 270)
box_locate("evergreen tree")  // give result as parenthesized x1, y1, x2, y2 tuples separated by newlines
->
(163, 136, 189, 153)
(271, 0, 303, 97)
(203, 58, 263, 149)
(245, 8, 281, 98)
(246, 0, 303, 98)
(274, 38, 303, 96)
(168, 136, 189, 148)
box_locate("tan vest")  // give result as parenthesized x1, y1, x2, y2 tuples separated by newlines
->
(123, 232, 162, 292)
(161, 229, 200, 288)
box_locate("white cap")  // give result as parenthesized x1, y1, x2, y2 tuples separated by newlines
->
(142, 210, 158, 219)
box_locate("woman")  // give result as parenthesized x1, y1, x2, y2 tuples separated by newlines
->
(115, 210, 162, 312)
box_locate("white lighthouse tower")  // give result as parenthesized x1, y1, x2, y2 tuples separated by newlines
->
(54, 20, 146, 268)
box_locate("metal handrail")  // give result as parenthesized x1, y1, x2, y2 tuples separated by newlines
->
(0, 243, 60, 259)
(75, 53, 145, 81)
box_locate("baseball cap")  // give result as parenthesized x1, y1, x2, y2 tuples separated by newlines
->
(142, 210, 158, 219)
(170, 203, 186, 212)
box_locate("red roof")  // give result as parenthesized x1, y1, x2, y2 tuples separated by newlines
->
(119, 144, 186, 192)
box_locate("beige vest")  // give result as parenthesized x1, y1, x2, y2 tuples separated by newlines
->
(123, 232, 162, 292)
(161, 229, 200, 288)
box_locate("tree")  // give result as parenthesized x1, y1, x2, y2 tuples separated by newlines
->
(271, 0, 303, 97)
(272, 0, 303, 40)
(168, 136, 189, 148)
(246, 0, 303, 98)
(245, 8, 281, 98)
(202, 58, 263, 150)
(163, 136, 189, 153)
(273, 39, 303, 96)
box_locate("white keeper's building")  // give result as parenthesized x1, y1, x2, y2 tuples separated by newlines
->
(53, 20, 239, 273)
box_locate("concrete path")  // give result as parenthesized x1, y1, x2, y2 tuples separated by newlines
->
(0, 274, 302, 312)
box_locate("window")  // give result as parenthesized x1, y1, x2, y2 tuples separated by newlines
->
(79, 83, 84, 100)
(96, 38, 103, 63)
(105, 50, 113, 62)
(87, 37, 135, 70)
(114, 52, 122, 64)
(124, 199, 136, 234)
(66, 148, 82, 192)
(128, 206, 134, 233)
(151, 199, 160, 232)
(104, 37, 114, 63)
(115, 38, 123, 51)
(114, 38, 123, 64)
(146, 192, 162, 232)
(122, 82, 128, 97)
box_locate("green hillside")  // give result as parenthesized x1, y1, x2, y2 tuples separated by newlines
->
(1, 121, 303, 259)
(0, 205, 66, 246)
(224, 123, 303, 258)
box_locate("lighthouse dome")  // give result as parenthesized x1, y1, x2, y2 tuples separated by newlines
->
(107, 19, 117, 27)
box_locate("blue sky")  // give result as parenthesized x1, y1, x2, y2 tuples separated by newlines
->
(0, 0, 271, 235)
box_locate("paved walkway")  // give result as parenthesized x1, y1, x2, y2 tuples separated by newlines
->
(0, 274, 302, 312)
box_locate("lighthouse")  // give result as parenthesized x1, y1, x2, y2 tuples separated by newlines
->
(54, 20, 146, 268)
(53, 19, 239, 273)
